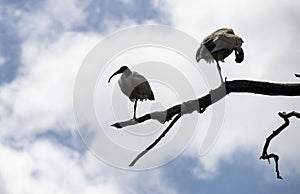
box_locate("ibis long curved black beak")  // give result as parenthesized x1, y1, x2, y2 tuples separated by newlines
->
(235, 48, 244, 63)
(108, 69, 122, 83)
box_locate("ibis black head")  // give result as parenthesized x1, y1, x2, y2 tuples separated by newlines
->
(108, 66, 130, 83)
(235, 48, 244, 63)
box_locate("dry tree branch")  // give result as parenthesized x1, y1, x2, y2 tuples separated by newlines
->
(112, 80, 300, 128)
(260, 111, 300, 179)
(111, 79, 300, 167)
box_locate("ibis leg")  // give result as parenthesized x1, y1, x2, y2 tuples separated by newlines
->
(216, 61, 224, 83)
(133, 100, 137, 120)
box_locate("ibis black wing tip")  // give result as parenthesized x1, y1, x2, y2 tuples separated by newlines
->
(149, 91, 155, 100)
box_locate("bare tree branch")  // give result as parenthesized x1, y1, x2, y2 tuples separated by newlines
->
(111, 79, 300, 167)
(260, 111, 300, 179)
(129, 113, 182, 166)
(112, 80, 300, 128)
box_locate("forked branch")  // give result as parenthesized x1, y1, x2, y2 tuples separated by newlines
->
(260, 111, 300, 179)
(111, 79, 300, 168)
(129, 113, 182, 166)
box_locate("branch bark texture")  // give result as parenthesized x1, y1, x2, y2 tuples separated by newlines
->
(112, 80, 300, 128)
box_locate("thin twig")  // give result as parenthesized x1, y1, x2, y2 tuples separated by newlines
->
(260, 111, 300, 179)
(129, 113, 182, 166)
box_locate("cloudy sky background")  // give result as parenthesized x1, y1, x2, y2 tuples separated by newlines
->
(0, 0, 300, 193)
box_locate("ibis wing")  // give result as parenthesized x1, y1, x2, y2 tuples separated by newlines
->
(211, 34, 241, 53)
(202, 38, 217, 53)
(196, 28, 242, 63)
(201, 28, 234, 52)
(196, 38, 216, 63)
(129, 72, 154, 101)
(213, 28, 235, 36)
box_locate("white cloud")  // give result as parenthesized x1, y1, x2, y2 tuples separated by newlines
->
(0, 56, 5, 66)
(0, 32, 101, 142)
(0, 1, 181, 193)
(154, 0, 300, 80)
(0, 139, 179, 194)
(153, 0, 300, 179)
(116, 0, 133, 5)
(2, 0, 299, 191)
(0, 140, 124, 194)
(11, 0, 87, 41)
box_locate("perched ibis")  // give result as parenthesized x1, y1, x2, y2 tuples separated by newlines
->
(108, 66, 155, 120)
(196, 28, 244, 81)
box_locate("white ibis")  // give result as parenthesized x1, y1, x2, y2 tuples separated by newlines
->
(108, 66, 155, 120)
(196, 28, 244, 81)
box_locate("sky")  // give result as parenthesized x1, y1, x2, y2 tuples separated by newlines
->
(0, 0, 300, 193)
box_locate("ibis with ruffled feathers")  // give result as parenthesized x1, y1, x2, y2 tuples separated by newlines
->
(196, 28, 244, 81)
(108, 66, 155, 120)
